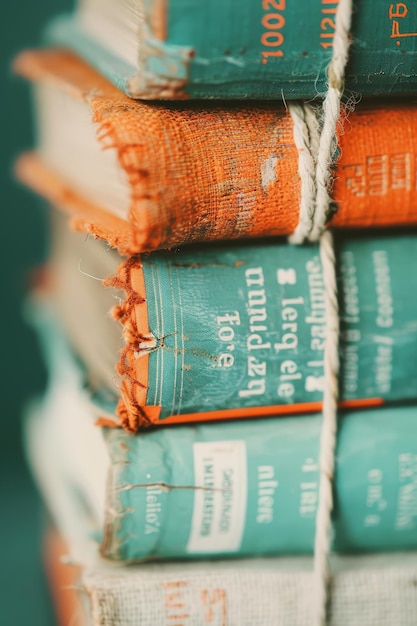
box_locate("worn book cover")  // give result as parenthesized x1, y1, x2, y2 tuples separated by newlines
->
(47, 215, 417, 432)
(48, 1, 417, 100)
(15, 49, 417, 256)
(26, 300, 417, 563)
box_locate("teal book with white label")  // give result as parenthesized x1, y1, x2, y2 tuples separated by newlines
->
(46, 1, 417, 99)
(103, 404, 417, 561)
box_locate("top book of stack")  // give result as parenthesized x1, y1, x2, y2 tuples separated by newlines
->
(49, 0, 417, 100)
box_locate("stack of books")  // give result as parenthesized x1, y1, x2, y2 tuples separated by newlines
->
(15, 1, 417, 625)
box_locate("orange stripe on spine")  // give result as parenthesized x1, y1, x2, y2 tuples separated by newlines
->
(145, 397, 385, 426)
(131, 264, 150, 409)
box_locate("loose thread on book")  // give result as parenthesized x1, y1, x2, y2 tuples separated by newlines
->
(103, 260, 157, 432)
(287, 2, 353, 624)
(77, 258, 106, 282)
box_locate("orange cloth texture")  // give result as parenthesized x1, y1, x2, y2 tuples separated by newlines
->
(14, 49, 417, 256)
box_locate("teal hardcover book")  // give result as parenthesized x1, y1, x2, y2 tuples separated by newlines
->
(103, 404, 417, 561)
(95, 233, 417, 430)
(47, 1, 417, 99)
(24, 310, 417, 621)
(29, 303, 417, 563)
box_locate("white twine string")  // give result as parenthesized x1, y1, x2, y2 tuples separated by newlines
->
(288, 103, 319, 244)
(287, 2, 353, 624)
(310, 0, 353, 241)
(289, 0, 353, 244)
(314, 230, 340, 626)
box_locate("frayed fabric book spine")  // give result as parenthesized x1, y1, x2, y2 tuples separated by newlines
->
(102, 234, 417, 431)
(43, 213, 417, 433)
(14, 49, 417, 256)
(82, 564, 417, 626)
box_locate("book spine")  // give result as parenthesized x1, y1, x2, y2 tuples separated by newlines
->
(50, 2, 417, 99)
(102, 404, 417, 561)
(83, 563, 417, 626)
(22, 99, 417, 252)
(109, 235, 417, 429)
(13, 50, 417, 253)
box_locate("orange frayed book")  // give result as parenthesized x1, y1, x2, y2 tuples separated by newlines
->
(14, 48, 417, 256)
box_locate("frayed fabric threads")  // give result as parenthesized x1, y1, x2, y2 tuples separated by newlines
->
(104, 258, 161, 432)
(290, 0, 353, 245)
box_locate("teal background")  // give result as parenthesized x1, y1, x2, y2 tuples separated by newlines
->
(0, 0, 72, 623)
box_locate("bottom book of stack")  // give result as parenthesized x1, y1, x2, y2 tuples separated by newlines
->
(24, 302, 417, 626)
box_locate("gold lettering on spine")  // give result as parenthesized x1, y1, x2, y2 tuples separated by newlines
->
(343, 153, 416, 198)
(260, 0, 286, 63)
(201, 589, 228, 626)
(320, 0, 339, 50)
(389, 3, 417, 45)
(163, 580, 190, 625)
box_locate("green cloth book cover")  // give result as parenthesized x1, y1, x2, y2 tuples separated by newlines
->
(49, 0, 417, 99)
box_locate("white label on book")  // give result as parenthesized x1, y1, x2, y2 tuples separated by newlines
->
(187, 440, 247, 553)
